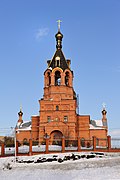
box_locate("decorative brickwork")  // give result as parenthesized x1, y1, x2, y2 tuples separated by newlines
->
(16, 27, 108, 148)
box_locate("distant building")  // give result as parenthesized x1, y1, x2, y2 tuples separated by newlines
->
(16, 24, 108, 147)
(0, 136, 4, 143)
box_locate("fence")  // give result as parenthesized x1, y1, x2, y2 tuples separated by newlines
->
(49, 137, 62, 152)
(1, 136, 120, 157)
(96, 138, 108, 149)
(111, 138, 120, 149)
(32, 140, 46, 153)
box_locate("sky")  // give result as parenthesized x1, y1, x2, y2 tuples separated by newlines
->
(0, 0, 120, 136)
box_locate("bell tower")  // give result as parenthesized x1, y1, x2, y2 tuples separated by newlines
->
(43, 21, 75, 99)
(38, 22, 77, 142)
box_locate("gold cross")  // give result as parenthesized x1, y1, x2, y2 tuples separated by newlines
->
(102, 102, 106, 109)
(20, 104, 22, 111)
(57, 20, 62, 31)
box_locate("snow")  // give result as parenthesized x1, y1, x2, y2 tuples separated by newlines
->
(17, 127, 31, 131)
(16, 122, 21, 127)
(94, 120, 103, 126)
(89, 124, 104, 129)
(17, 121, 31, 131)
(89, 120, 104, 129)
(0, 152, 120, 179)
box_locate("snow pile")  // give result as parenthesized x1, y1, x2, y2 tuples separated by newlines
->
(0, 152, 120, 180)
(14, 152, 104, 164)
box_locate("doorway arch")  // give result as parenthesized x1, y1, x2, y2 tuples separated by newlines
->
(50, 130, 63, 145)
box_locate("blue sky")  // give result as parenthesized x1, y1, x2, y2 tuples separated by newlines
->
(0, 0, 120, 136)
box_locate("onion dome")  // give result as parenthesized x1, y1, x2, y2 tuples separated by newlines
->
(55, 31, 63, 49)
(55, 20, 63, 49)
(18, 107, 23, 117)
(102, 109, 107, 115)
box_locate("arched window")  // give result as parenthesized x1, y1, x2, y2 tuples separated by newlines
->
(47, 72, 51, 86)
(65, 72, 69, 86)
(47, 116, 51, 122)
(55, 56, 60, 67)
(55, 71, 61, 86)
(56, 105, 59, 111)
(64, 116, 68, 122)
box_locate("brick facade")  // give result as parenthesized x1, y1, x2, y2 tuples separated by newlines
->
(16, 27, 108, 147)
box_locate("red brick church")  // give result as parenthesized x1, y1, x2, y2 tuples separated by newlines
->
(16, 23, 108, 147)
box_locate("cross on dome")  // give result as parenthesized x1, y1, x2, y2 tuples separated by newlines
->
(102, 102, 106, 110)
(57, 20, 62, 31)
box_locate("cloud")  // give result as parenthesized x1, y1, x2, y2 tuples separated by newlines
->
(35, 28, 49, 40)
(109, 129, 120, 137)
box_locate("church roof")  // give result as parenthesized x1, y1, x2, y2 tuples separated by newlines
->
(48, 49, 69, 71)
(17, 121, 31, 131)
(90, 120, 104, 129)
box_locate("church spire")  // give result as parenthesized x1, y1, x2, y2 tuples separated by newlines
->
(16, 106, 23, 128)
(102, 103, 107, 128)
(47, 21, 70, 71)
(55, 20, 63, 49)
(18, 106, 23, 124)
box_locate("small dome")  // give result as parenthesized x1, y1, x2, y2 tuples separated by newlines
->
(55, 31, 63, 49)
(55, 31, 63, 39)
(18, 110, 23, 116)
(102, 109, 107, 115)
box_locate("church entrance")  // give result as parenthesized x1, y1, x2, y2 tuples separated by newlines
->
(50, 130, 63, 146)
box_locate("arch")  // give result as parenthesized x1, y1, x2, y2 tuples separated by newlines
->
(55, 70, 61, 86)
(55, 56, 60, 67)
(56, 105, 59, 111)
(52, 67, 63, 73)
(23, 138, 28, 145)
(64, 69, 72, 75)
(65, 71, 70, 86)
(64, 69, 73, 87)
(47, 72, 51, 86)
(45, 121, 68, 137)
(50, 130, 63, 145)
(44, 69, 51, 87)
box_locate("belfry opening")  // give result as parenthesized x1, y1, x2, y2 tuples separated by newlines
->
(55, 71, 61, 86)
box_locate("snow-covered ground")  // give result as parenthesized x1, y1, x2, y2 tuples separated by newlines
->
(0, 152, 120, 180)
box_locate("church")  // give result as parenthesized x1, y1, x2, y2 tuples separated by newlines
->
(16, 23, 108, 147)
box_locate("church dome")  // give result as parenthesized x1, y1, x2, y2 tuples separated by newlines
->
(55, 31, 63, 49)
